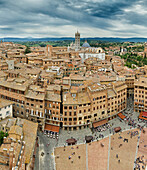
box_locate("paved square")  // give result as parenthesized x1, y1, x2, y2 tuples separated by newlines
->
(109, 129, 139, 170)
(55, 144, 86, 170)
(137, 128, 147, 170)
(88, 137, 109, 170)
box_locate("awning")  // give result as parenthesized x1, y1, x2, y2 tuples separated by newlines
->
(44, 124, 60, 133)
(114, 127, 121, 132)
(118, 113, 126, 120)
(66, 138, 77, 144)
(139, 112, 147, 120)
(93, 119, 108, 128)
(85, 136, 93, 143)
(142, 112, 147, 118)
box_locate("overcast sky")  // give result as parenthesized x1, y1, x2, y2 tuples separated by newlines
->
(0, 0, 147, 38)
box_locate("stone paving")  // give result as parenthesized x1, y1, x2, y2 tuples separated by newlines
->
(34, 98, 147, 170)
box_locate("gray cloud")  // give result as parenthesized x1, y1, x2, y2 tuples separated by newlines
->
(0, 0, 147, 37)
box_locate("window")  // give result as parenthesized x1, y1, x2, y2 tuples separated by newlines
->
(36, 110, 38, 115)
(74, 118, 77, 121)
(6, 111, 9, 115)
(26, 103, 29, 105)
(102, 111, 105, 115)
(94, 113, 97, 117)
(64, 106, 67, 109)
(31, 104, 34, 106)
(73, 106, 77, 109)
(40, 105, 43, 108)
(79, 117, 82, 120)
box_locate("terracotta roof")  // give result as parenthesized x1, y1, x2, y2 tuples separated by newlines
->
(9, 125, 22, 136)
(0, 99, 13, 109)
(23, 120, 38, 164)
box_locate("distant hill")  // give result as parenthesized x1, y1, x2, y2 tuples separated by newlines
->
(1, 37, 147, 42)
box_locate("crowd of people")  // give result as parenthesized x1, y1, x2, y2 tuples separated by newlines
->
(134, 156, 146, 170)
(94, 123, 111, 132)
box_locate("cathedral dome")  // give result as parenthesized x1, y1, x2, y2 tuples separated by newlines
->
(82, 41, 91, 48)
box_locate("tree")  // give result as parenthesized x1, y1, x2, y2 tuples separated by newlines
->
(24, 46, 31, 54)
(0, 131, 8, 145)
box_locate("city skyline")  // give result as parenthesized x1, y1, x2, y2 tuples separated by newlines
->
(0, 0, 147, 38)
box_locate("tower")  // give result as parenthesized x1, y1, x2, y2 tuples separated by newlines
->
(75, 31, 80, 51)
(143, 43, 147, 58)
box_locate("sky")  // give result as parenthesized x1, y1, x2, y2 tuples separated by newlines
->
(0, 0, 147, 38)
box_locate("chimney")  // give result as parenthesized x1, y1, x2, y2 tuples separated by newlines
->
(3, 137, 7, 143)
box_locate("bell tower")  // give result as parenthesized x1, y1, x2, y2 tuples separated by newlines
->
(75, 31, 80, 51)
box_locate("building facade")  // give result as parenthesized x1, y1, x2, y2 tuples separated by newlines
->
(134, 76, 147, 113)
